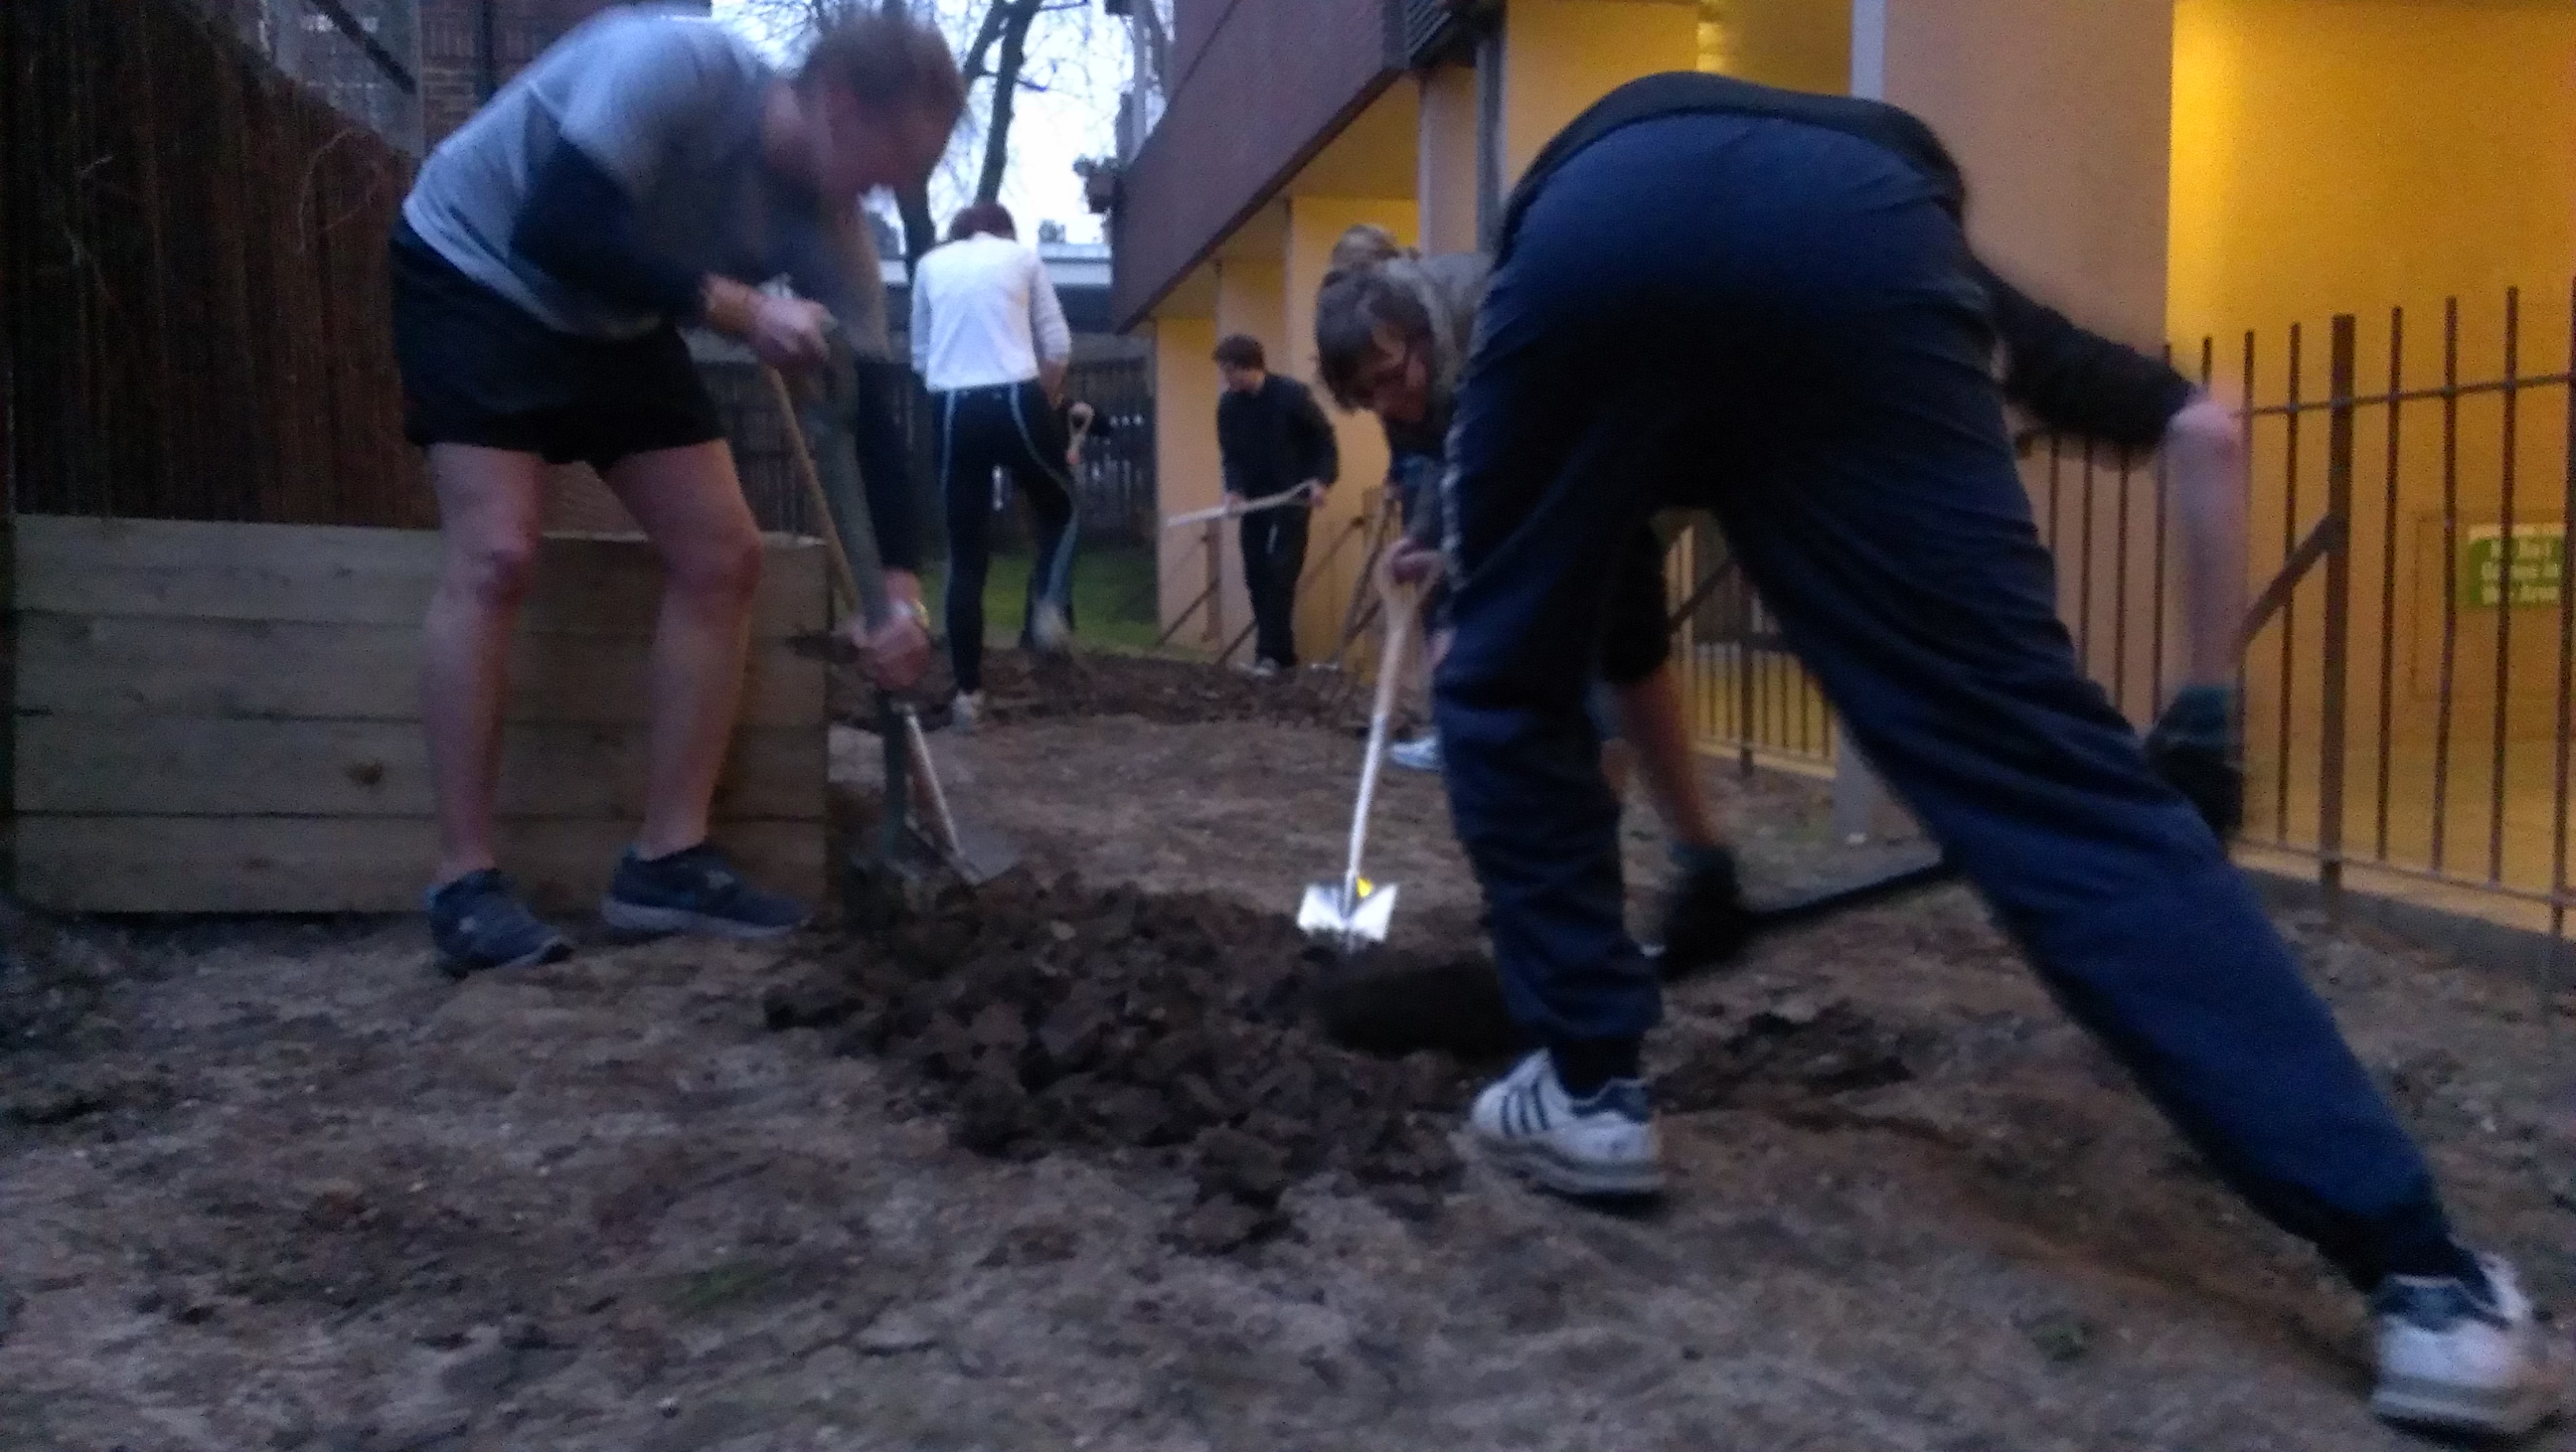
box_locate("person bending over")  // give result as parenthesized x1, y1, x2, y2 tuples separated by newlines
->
(1424, 70, 2557, 1438)
(1313, 234, 1743, 971)
(392, 6, 956, 971)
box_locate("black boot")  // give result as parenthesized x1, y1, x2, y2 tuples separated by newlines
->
(2144, 684, 2244, 840)
(1656, 844, 1756, 981)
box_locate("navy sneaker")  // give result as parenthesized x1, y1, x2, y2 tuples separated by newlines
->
(601, 844, 808, 940)
(425, 870, 571, 978)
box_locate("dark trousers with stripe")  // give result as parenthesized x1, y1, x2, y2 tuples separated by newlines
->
(1435, 110, 2459, 1289)
(935, 380, 1078, 694)
(1241, 505, 1310, 668)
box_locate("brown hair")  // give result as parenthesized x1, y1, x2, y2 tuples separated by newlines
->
(799, 12, 966, 121)
(946, 201, 1017, 242)
(1211, 334, 1267, 371)
(1314, 269, 1432, 410)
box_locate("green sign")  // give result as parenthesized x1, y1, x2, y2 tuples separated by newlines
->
(2459, 522, 2565, 609)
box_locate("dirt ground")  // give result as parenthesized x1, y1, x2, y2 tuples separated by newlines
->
(6, 648, 2576, 1451)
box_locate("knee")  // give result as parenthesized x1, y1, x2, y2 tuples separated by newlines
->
(444, 536, 540, 611)
(668, 527, 763, 606)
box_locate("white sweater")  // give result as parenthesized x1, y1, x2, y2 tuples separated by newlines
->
(908, 233, 1072, 392)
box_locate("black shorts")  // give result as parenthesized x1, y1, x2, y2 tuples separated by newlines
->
(389, 220, 724, 473)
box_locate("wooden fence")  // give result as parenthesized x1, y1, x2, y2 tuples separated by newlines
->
(2, 0, 428, 528)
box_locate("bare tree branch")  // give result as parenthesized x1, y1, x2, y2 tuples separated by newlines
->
(881, 0, 938, 266)
(958, 0, 1012, 81)
(973, 0, 1045, 204)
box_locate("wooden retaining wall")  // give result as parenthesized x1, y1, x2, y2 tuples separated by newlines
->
(9, 516, 830, 914)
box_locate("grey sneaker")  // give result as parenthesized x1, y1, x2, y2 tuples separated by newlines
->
(951, 690, 986, 733)
(1470, 1050, 1663, 1199)
(2372, 1252, 2564, 1436)
(1030, 601, 1070, 655)
(425, 870, 571, 978)
(601, 844, 808, 940)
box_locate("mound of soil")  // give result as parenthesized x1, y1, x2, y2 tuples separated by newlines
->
(764, 870, 1486, 1252)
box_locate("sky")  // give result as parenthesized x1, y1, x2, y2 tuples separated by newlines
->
(711, 0, 1130, 246)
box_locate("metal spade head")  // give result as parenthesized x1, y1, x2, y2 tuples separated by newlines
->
(929, 814, 1021, 887)
(1297, 877, 1400, 951)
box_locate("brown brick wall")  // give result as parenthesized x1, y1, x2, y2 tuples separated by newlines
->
(415, 0, 703, 145)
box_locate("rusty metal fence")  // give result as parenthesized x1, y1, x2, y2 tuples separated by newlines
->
(1663, 283, 2576, 948)
(2, 0, 428, 529)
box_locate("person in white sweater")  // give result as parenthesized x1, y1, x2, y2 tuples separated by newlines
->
(909, 201, 1076, 728)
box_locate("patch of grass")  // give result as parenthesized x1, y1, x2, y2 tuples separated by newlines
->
(922, 541, 1163, 653)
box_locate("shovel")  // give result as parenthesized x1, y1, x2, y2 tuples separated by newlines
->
(765, 356, 1020, 891)
(1299, 583, 1417, 951)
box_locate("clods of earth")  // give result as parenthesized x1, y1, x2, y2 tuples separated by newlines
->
(6, 648, 2575, 1450)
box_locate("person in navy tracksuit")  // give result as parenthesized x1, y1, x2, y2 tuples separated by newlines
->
(1429, 72, 2559, 1439)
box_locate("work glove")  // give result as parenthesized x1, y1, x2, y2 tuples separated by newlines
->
(1655, 844, 1758, 981)
(2144, 683, 2244, 840)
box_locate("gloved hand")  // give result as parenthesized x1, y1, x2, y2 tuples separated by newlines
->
(1655, 844, 1757, 980)
(2144, 683, 2244, 840)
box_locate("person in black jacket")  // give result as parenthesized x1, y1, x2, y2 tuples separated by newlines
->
(1424, 72, 2557, 1438)
(1212, 335, 1339, 672)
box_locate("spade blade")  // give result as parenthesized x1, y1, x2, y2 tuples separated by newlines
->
(1297, 879, 1400, 950)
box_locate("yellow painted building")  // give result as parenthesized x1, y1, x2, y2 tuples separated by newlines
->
(1111, 0, 2576, 920)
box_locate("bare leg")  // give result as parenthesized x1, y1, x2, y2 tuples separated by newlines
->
(1616, 660, 1724, 850)
(2162, 396, 2248, 690)
(605, 442, 765, 859)
(424, 444, 548, 887)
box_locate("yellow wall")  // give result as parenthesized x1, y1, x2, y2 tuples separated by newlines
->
(2170, 0, 2576, 353)
(1882, 0, 2176, 350)
(1418, 64, 1482, 254)
(1500, 0, 1701, 184)
(1150, 314, 1226, 648)
(1286, 196, 1420, 664)
(1698, 0, 1850, 92)
(1213, 258, 1287, 365)
(2171, 0, 2576, 776)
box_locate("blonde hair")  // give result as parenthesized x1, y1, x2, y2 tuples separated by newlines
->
(1325, 223, 1413, 279)
(800, 11, 965, 121)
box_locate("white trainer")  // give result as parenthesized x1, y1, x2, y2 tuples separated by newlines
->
(1031, 601, 1070, 654)
(2372, 1252, 2565, 1437)
(1389, 732, 1443, 773)
(950, 690, 986, 734)
(1469, 1050, 1662, 1199)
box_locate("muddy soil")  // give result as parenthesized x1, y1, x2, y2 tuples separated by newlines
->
(6, 648, 2576, 1451)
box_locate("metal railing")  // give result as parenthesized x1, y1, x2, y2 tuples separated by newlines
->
(1661, 283, 2575, 946)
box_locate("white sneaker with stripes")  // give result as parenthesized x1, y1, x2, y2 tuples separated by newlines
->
(1470, 1050, 1663, 1199)
(2372, 1252, 2566, 1436)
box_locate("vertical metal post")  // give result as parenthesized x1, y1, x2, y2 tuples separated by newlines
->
(1735, 585, 1755, 779)
(2550, 276, 2575, 958)
(2319, 316, 2358, 916)
(2374, 307, 2405, 861)
(2277, 324, 2304, 840)
(1201, 517, 1221, 647)
(2432, 299, 2463, 872)
(2489, 288, 2523, 884)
